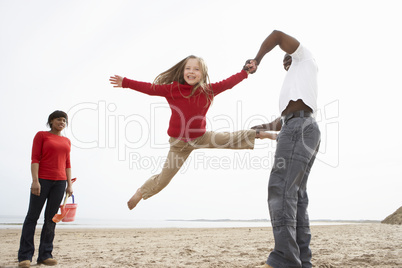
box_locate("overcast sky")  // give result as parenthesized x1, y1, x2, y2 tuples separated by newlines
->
(1, 0, 401, 223)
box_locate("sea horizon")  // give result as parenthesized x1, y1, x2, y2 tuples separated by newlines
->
(0, 215, 379, 230)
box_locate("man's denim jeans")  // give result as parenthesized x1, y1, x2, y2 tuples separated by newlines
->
(267, 117, 320, 268)
(18, 179, 66, 262)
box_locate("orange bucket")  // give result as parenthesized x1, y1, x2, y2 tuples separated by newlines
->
(60, 195, 78, 222)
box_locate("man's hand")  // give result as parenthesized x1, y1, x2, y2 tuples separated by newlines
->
(109, 75, 124, 87)
(257, 131, 278, 140)
(243, 59, 258, 74)
(251, 123, 268, 131)
(251, 117, 282, 132)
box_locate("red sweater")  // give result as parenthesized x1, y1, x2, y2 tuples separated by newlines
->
(31, 131, 71, 181)
(122, 70, 248, 139)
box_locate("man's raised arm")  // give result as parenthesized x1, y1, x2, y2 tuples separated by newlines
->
(254, 30, 300, 65)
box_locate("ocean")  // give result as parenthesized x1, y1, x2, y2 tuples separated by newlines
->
(0, 215, 362, 229)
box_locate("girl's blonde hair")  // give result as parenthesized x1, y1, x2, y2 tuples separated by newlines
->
(153, 55, 213, 105)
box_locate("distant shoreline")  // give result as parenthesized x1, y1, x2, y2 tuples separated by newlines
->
(166, 219, 381, 223)
(1, 217, 382, 225)
(1, 218, 381, 230)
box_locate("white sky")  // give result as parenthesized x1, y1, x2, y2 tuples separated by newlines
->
(0, 0, 401, 222)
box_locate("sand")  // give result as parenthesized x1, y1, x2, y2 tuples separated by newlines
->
(1, 223, 401, 268)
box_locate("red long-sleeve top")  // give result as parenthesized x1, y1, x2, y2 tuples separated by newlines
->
(122, 70, 248, 139)
(31, 131, 71, 180)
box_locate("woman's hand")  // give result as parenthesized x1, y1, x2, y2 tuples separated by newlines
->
(66, 185, 74, 197)
(109, 75, 124, 87)
(31, 181, 41, 196)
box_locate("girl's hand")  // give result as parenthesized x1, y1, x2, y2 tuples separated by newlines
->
(31, 181, 41, 196)
(109, 75, 123, 87)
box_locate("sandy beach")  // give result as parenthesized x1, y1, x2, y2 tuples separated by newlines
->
(1, 223, 401, 268)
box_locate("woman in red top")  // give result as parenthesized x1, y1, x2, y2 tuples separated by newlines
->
(110, 55, 277, 210)
(18, 111, 73, 268)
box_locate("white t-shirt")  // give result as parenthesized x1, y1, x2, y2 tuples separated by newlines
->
(279, 44, 318, 114)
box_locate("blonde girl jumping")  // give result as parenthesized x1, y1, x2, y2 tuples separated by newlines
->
(110, 55, 276, 210)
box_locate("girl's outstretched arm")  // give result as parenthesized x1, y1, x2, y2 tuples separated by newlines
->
(110, 75, 123, 87)
(110, 75, 169, 96)
(211, 70, 248, 96)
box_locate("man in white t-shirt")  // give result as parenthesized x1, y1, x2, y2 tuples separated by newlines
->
(245, 30, 321, 268)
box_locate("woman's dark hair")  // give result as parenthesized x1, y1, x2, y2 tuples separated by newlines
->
(47, 110, 68, 129)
